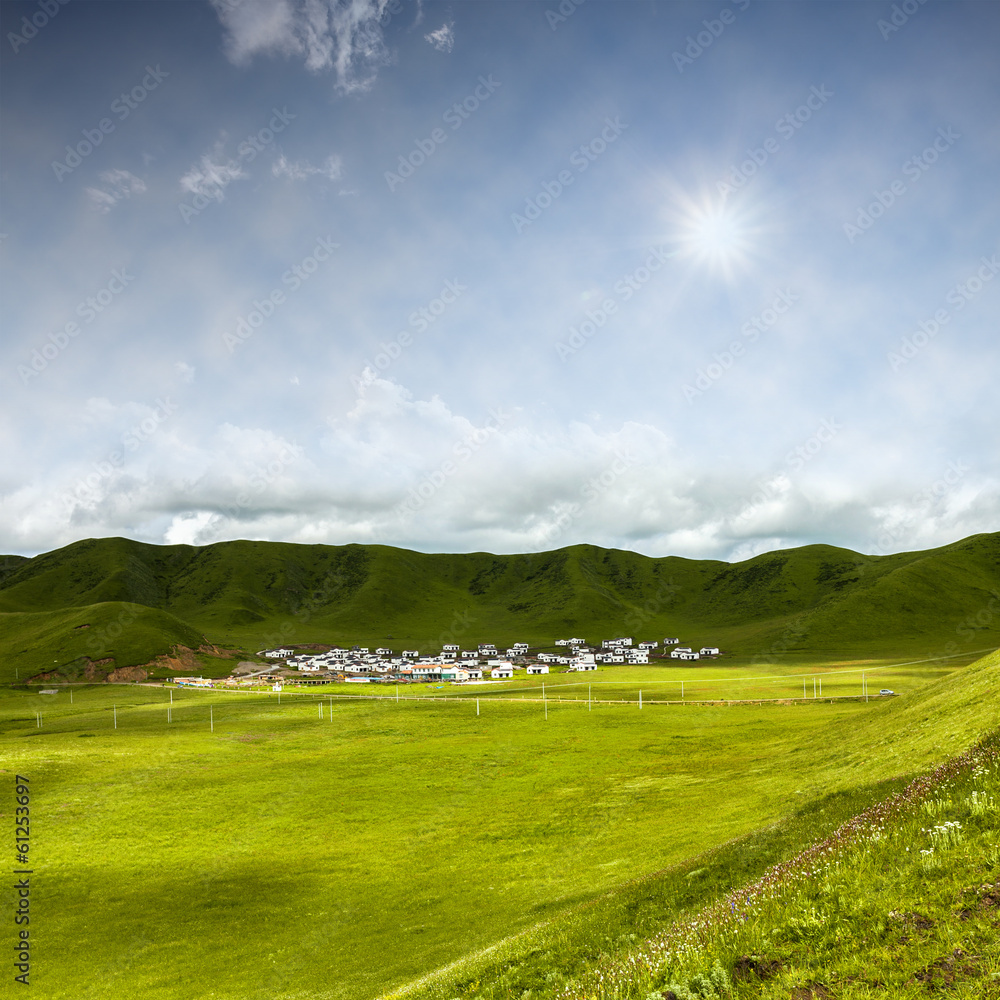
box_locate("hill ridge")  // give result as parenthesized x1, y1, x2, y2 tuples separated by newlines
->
(1, 533, 999, 679)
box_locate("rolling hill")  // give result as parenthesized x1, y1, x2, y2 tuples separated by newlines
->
(1, 532, 999, 682)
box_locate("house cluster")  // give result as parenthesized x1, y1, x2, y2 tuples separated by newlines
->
(255, 641, 534, 685)
(252, 634, 721, 686)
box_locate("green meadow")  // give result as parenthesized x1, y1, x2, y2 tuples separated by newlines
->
(2, 648, 998, 999)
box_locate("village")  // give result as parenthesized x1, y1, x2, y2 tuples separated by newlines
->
(177, 636, 722, 689)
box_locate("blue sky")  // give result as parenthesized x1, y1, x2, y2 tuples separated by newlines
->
(1, 0, 997, 560)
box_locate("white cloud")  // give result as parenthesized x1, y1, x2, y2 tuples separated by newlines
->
(424, 21, 454, 53)
(272, 153, 343, 181)
(175, 362, 196, 384)
(179, 141, 248, 200)
(211, 0, 393, 93)
(86, 169, 147, 213)
(2, 375, 998, 560)
(164, 511, 216, 546)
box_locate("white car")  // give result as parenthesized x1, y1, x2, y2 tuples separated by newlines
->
(879, 688, 895, 696)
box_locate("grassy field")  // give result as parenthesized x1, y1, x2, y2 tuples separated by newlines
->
(343, 655, 975, 705)
(1, 650, 998, 999)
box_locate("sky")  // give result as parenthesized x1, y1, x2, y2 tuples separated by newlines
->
(1, 0, 998, 562)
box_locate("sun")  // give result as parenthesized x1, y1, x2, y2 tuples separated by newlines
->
(671, 194, 758, 279)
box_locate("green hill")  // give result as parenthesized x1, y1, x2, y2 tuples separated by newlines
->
(1, 533, 999, 682)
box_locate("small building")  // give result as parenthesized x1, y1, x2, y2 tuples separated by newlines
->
(491, 666, 514, 679)
(700, 647, 720, 656)
(678, 651, 700, 660)
(402, 649, 419, 658)
(664, 637, 680, 646)
(376, 647, 393, 655)
(573, 662, 597, 672)
(526, 664, 549, 675)
(259, 647, 295, 659)
(465, 667, 483, 680)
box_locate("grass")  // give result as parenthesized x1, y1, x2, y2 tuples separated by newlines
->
(1, 649, 997, 999)
(552, 735, 1000, 999)
(378, 648, 1000, 1000)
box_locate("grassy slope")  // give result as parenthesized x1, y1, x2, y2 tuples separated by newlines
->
(0, 603, 206, 679)
(1, 533, 998, 682)
(0, 651, 996, 1000)
(383, 648, 1000, 1000)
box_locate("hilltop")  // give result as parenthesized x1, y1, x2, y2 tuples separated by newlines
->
(1, 532, 998, 682)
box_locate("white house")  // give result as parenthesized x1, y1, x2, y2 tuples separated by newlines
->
(491, 666, 513, 679)
(440, 651, 457, 660)
(678, 651, 700, 660)
(440, 666, 469, 682)
(639, 641, 658, 649)
(526, 664, 549, 675)
(664, 637, 680, 646)
(512, 643, 529, 650)
(461, 650, 479, 659)
(625, 650, 649, 664)
(443, 644, 460, 652)
(259, 647, 295, 659)
(402, 650, 419, 658)
(376, 647, 392, 655)
(700, 647, 720, 656)
(466, 667, 483, 680)
(601, 637, 633, 648)
(505, 648, 522, 658)
(572, 662, 597, 671)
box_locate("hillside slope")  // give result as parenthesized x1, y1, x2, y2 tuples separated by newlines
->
(1, 533, 998, 679)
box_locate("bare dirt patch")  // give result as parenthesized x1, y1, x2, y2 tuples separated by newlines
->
(107, 665, 148, 683)
(144, 644, 242, 672)
(790, 986, 832, 1000)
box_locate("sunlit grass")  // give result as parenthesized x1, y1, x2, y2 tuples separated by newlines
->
(0, 650, 996, 999)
